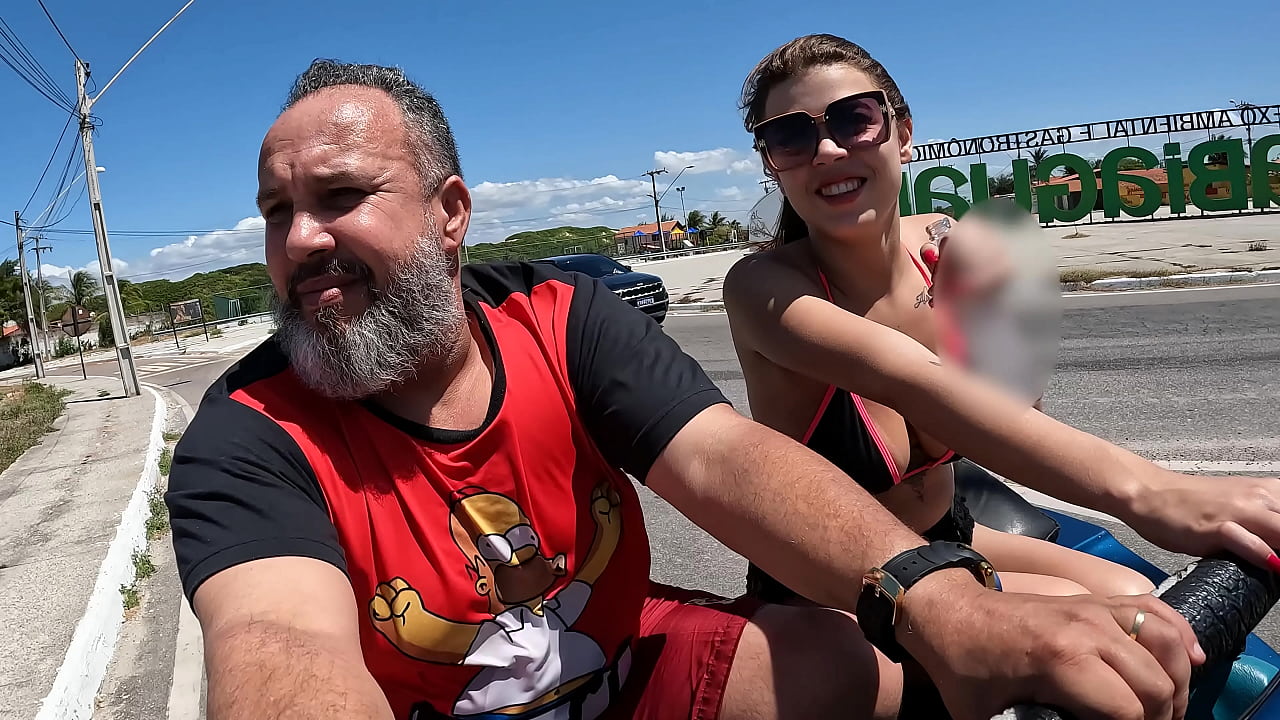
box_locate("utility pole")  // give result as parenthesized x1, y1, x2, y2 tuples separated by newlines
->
(13, 212, 45, 378)
(644, 169, 669, 252)
(31, 237, 53, 361)
(77, 59, 139, 396)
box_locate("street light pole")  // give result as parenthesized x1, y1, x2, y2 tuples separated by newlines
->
(77, 59, 139, 396)
(676, 187, 687, 224)
(13, 212, 45, 378)
(644, 169, 669, 252)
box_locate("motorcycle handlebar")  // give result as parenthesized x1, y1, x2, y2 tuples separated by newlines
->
(993, 556, 1280, 720)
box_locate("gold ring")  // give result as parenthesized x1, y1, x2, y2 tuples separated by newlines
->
(1128, 610, 1146, 640)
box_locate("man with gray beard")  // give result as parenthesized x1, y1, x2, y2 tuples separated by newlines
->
(166, 59, 1198, 720)
(273, 228, 461, 399)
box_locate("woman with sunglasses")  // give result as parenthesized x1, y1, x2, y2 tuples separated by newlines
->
(723, 33, 1280, 604)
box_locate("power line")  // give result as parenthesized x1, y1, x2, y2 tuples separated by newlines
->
(0, 16, 76, 113)
(20, 112, 76, 216)
(36, 0, 80, 60)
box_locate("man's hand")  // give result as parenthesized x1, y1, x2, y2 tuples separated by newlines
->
(1126, 470, 1280, 574)
(906, 574, 1205, 720)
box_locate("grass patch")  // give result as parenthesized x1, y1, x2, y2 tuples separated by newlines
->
(162, 430, 182, 443)
(97, 389, 109, 398)
(1059, 267, 1176, 285)
(158, 446, 173, 476)
(0, 382, 72, 474)
(133, 550, 156, 580)
(146, 488, 170, 541)
(210, 327, 223, 338)
(120, 585, 141, 611)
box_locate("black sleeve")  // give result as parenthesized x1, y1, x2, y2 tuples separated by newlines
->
(166, 392, 347, 604)
(564, 271, 730, 480)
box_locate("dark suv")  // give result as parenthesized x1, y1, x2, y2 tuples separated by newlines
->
(533, 253, 669, 324)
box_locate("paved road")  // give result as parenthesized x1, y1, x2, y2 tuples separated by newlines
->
(652, 282, 1280, 642)
(79, 283, 1280, 718)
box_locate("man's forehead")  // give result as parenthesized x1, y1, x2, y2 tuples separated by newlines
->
(261, 86, 402, 158)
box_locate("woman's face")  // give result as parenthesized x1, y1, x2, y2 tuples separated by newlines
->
(759, 64, 912, 241)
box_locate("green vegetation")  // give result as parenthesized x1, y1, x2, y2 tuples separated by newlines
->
(146, 487, 170, 541)
(120, 584, 141, 610)
(466, 226, 617, 264)
(158, 446, 173, 476)
(1059, 267, 1176, 284)
(163, 430, 182, 443)
(0, 382, 72, 474)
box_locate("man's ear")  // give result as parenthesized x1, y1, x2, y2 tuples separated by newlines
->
(897, 117, 915, 165)
(433, 175, 472, 256)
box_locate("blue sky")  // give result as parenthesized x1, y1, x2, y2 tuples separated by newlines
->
(1, 0, 1275, 285)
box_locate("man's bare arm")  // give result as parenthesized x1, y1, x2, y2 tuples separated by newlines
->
(194, 556, 394, 720)
(645, 404, 977, 631)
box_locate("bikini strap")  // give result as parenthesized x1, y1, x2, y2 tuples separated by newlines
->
(816, 268, 835, 301)
(905, 243, 933, 288)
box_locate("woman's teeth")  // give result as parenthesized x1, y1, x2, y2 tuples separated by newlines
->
(820, 179, 864, 196)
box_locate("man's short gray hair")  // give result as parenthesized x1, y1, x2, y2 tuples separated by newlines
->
(283, 59, 462, 193)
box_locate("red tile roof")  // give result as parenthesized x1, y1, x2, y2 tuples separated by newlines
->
(615, 220, 683, 236)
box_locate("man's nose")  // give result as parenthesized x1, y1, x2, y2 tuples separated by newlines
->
(285, 212, 335, 264)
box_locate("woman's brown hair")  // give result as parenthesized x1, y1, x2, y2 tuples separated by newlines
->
(741, 34, 911, 248)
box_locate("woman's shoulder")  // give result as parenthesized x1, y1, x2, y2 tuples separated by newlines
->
(724, 241, 817, 301)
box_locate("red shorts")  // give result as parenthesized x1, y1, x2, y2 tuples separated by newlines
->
(604, 583, 762, 720)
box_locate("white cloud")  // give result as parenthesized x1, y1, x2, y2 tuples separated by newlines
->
(470, 175, 651, 211)
(653, 148, 762, 176)
(116, 216, 266, 282)
(40, 261, 116, 287)
(99, 167, 766, 278)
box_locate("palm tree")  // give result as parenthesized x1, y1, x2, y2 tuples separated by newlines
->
(1027, 148, 1050, 179)
(706, 211, 729, 232)
(685, 210, 708, 231)
(68, 269, 101, 306)
(0, 259, 25, 325)
(988, 172, 1016, 196)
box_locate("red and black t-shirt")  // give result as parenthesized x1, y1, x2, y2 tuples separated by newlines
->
(167, 261, 728, 720)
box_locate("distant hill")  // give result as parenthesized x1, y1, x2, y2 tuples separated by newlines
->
(466, 226, 617, 263)
(116, 262, 272, 319)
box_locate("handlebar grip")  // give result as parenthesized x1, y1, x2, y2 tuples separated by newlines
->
(992, 555, 1280, 720)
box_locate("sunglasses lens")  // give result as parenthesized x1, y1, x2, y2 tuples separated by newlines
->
(827, 95, 887, 148)
(757, 115, 816, 171)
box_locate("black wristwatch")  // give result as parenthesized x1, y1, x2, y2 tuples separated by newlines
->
(856, 541, 1000, 663)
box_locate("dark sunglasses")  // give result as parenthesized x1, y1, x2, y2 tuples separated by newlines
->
(752, 90, 894, 172)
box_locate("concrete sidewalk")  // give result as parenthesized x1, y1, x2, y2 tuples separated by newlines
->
(0, 376, 169, 720)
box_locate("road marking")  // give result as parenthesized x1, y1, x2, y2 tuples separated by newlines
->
(137, 358, 226, 378)
(215, 336, 268, 354)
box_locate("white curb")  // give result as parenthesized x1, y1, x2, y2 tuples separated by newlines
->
(1087, 268, 1280, 290)
(34, 385, 167, 720)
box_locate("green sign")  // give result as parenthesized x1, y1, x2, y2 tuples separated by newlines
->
(901, 134, 1280, 223)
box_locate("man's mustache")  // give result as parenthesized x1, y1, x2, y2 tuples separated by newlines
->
(287, 257, 374, 305)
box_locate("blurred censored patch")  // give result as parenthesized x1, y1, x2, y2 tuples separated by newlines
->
(928, 199, 1063, 406)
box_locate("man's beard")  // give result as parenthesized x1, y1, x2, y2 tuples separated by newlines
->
(272, 233, 464, 400)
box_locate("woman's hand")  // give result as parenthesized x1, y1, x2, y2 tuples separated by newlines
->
(1127, 470, 1280, 573)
